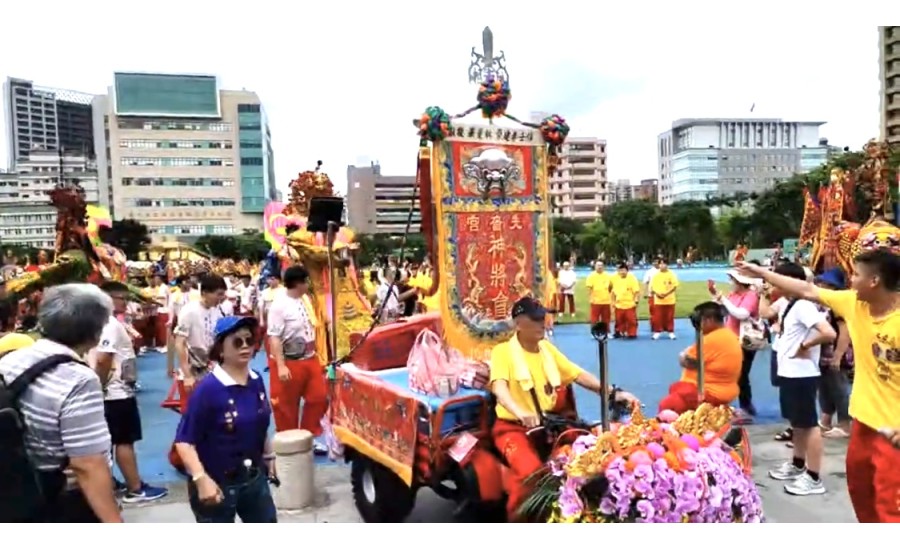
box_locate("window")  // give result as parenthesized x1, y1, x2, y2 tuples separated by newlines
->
(237, 104, 260, 113)
(239, 123, 261, 130)
(239, 141, 262, 149)
(241, 157, 263, 166)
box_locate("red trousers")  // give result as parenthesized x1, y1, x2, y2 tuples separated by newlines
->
(141, 313, 169, 347)
(647, 295, 655, 320)
(846, 421, 900, 522)
(651, 303, 675, 333)
(493, 419, 544, 521)
(268, 356, 328, 435)
(657, 381, 732, 414)
(557, 293, 575, 314)
(589, 303, 611, 326)
(615, 307, 638, 337)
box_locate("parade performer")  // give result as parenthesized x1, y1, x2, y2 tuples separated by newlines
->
(585, 260, 612, 328)
(658, 301, 742, 414)
(146, 274, 169, 352)
(266, 265, 327, 443)
(173, 274, 227, 396)
(736, 249, 900, 522)
(489, 297, 637, 521)
(642, 257, 660, 322)
(175, 316, 277, 523)
(610, 262, 641, 338)
(649, 258, 679, 340)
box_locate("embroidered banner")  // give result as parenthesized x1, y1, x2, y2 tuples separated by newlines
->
(432, 123, 551, 359)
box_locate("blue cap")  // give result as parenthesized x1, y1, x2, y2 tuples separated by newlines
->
(815, 267, 846, 290)
(214, 316, 258, 339)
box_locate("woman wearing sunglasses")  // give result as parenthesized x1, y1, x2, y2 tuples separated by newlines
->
(174, 316, 277, 523)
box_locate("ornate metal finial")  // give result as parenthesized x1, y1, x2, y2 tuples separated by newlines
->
(468, 26, 509, 84)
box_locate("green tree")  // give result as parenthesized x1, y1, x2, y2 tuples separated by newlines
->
(99, 219, 151, 260)
(551, 218, 585, 261)
(575, 220, 612, 260)
(660, 201, 718, 258)
(194, 235, 241, 259)
(234, 230, 270, 263)
(601, 200, 664, 259)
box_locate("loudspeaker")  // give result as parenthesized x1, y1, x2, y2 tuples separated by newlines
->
(307, 196, 344, 233)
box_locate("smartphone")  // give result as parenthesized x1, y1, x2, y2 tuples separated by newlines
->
(707, 279, 717, 294)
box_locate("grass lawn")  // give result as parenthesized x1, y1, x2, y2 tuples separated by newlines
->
(554, 280, 711, 325)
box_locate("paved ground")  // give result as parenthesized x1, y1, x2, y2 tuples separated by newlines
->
(123, 425, 856, 523)
(132, 318, 783, 485)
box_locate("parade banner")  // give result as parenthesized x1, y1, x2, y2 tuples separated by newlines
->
(432, 123, 551, 359)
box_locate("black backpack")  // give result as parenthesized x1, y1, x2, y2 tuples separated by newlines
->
(0, 354, 82, 522)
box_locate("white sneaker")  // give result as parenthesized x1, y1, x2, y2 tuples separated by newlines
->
(668, 333, 676, 340)
(652, 333, 660, 340)
(768, 461, 805, 480)
(784, 472, 825, 496)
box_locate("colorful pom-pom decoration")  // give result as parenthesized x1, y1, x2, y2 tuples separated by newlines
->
(539, 114, 570, 147)
(416, 106, 452, 144)
(476, 75, 511, 119)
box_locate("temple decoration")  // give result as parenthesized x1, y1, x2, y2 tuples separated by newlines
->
(408, 27, 563, 359)
(262, 162, 372, 360)
(4, 181, 137, 304)
(525, 405, 763, 523)
(801, 140, 900, 276)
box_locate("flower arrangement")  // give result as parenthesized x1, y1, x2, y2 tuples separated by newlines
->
(476, 75, 511, 119)
(416, 106, 452, 144)
(525, 404, 763, 523)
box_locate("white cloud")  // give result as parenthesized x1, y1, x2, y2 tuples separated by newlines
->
(0, 1, 885, 195)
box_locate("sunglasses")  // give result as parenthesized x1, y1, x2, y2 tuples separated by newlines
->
(230, 335, 256, 349)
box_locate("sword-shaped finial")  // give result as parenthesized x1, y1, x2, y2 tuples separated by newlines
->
(468, 26, 509, 84)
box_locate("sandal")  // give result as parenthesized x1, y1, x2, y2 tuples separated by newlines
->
(774, 428, 793, 441)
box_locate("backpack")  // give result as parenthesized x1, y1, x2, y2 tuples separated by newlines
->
(0, 354, 83, 522)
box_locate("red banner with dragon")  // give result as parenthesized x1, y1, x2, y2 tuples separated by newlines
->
(433, 124, 551, 359)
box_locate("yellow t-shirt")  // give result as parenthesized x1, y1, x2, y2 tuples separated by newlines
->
(651, 270, 679, 306)
(611, 273, 641, 309)
(0, 332, 36, 355)
(489, 337, 582, 421)
(819, 289, 900, 430)
(585, 272, 612, 305)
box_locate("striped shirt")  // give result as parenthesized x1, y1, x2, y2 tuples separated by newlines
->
(0, 339, 111, 471)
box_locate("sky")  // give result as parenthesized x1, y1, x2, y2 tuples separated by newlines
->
(0, 1, 887, 197)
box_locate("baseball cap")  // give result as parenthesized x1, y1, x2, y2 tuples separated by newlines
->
(815, 267, 846, 289)
(214, 316, 258, 339)
(511, 296, 547, 321)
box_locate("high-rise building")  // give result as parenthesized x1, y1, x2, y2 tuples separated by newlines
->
(93, 72, 277, 240)
(3, 77, 95, 168)
(635, 179, 659, 202)
(879, 26, 900, 146)
(346, 162, 418, 236)
(549, 137, 609, 220)
(657, 118, 829, 204)
(0, 150, 99, 248)
(611, 179, 633, 203)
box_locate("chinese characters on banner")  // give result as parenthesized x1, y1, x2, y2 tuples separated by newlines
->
(448, 126, 536, 143)
(456, 212, 534, 320)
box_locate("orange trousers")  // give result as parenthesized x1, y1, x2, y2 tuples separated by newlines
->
(614, 307, 638, 337)
(589, 303, 611, 326)
(493, 419, 544, 522)
(650, 304, 675, 333)
(846, 421, 900, 522)
(657, 381, 732, 414)
(268, 356, 328, 435)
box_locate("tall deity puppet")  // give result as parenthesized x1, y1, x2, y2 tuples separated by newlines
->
(413, 27, 570, 359)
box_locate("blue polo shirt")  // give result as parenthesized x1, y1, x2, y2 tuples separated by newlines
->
(175, 365, 270, 485)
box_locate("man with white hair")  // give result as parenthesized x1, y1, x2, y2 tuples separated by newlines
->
(0, 284, 122, 522)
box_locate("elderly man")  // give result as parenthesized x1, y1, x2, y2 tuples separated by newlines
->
(0, 284, 122, 522)
(490, 297, 637, 521)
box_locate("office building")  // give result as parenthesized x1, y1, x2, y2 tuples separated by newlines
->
(635, 179, 659, 202)
(0, 151, 99, 248)
(657, 118, 829, 204)
(879, 26, 900, 146)
(611, 179, 633, 203)
(549, 137, 609, 220)
(346, 162, 418, 236)
(92, 72, 277, 240)
(3, 77, 95, 168)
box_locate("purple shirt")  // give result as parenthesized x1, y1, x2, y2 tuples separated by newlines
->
(175, 366, 270, 484)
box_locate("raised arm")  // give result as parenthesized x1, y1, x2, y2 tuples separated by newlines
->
(735, 262, 821, 302)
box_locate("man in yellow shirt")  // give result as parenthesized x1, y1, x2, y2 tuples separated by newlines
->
(490, 297, 637, 521)
(650, 258, 679, 340)
(585, 261, 613, 329)
(610, 262, 641, 339)
(737, 249, 900, 522)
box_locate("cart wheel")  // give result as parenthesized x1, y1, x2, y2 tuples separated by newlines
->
(351, 456, 416, 522)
